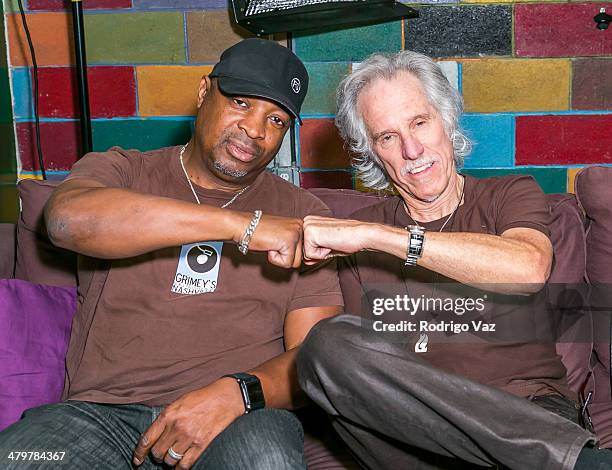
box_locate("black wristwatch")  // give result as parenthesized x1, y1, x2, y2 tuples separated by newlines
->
(222, 372, 266, 414)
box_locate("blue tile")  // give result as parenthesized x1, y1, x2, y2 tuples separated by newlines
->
(461, 114, 514, 169)
(11, 67, 33, 120)
(295, 21, 402, 62)
(133, 0, 227, 8)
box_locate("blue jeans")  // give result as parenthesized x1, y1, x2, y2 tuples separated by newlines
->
(0, 401, 306, 469)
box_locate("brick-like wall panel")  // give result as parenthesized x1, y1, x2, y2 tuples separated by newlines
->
(515, 3, 612, 58)
(462, 59, 570, 112)
(84, 12, 185, 64)
(28, 0, 131, 10)
(187, 11, 254, 64)
(17, 120, 81, 171)
(36, 66, 136, 118)
(572, 58, 612, 110)
(7, 12, 74, 66)
(302, 63, 349, 116)
(92, 119, 193, 153)
(299, 118, 351, 169)
(516, 115, 612, 165)
(405, 6, 512, 58)
(295, 22, 402, 62)
(137, 65, 212, 116)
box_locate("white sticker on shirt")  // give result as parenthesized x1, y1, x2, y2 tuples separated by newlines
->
(171, 242, 223, 295)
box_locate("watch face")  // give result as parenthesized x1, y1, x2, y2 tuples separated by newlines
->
(244, 378, 265, 409)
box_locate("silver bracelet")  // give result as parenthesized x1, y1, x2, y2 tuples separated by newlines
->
(238, 210, 262, 255)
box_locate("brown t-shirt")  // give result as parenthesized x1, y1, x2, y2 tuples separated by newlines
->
(340, 174, 574, 400)
(63, 146, 343, 406)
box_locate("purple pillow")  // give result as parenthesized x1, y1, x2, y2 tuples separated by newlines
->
(0, 279, 76, 431)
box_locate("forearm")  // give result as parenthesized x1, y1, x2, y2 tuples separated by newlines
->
(248, 348, 305, 410)
(363, 225, 549, 293)
(45, 186, 249, 258)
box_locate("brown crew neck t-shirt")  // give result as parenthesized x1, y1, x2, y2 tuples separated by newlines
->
(340, 174, 574, 400)
(62, 146, 343, 406)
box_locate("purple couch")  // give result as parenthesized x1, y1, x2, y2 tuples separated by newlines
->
(1, 166, 611, 458)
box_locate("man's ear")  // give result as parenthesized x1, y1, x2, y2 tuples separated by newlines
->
(197, 76, 213, 109)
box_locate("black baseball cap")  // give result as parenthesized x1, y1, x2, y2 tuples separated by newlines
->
(210, 38, 309, 124)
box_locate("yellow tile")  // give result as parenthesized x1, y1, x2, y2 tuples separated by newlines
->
(462, 59, 571, 113)
(567, 167, 583, 194)
(0, 183, 19, 223)
(137, 66, 214, 116)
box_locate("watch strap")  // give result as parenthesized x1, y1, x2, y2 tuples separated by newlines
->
(222, 372, 265, 414)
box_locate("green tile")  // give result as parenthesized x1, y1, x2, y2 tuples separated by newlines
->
(0, 122, 17, 174)
(92, 119, 194, 153)
(302, 62, 349, 116)
(85, 13, 185, 64)
(0, 182, 19, 223)
(0, 67, 13, 123)
(463, 168, 568, 194)
(295, 21, 402, 62)
(2, 0, 20, 14)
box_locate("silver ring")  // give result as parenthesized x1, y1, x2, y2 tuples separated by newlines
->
(167, 447, 184, 460)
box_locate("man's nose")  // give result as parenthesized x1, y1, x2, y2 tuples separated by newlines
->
(401, 134, 424, 160)
(238, 115, 266, 140)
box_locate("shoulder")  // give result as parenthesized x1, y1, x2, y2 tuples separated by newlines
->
(468, 174, 544, 199)
(349, 196, 400, 223)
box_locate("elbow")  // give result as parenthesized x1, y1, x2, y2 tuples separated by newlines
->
(45, 204, 72, 249)
(44, 200, 90, 250)
(520, 250, 552, 294)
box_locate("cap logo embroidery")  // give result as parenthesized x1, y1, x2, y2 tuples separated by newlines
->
(291, 78, 301, 94)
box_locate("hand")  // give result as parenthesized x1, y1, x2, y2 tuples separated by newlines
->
(234, 213, 303, 268)
(303, 215, 371, 265)
(132, 378, 243, 469)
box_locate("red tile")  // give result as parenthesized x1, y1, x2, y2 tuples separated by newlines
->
(572, 59, 612, 110)
(28, 0, 131, 10)
(299, 118, 351, 169)
(515, 4, 612, 57)
(17, 121, 81, 171)
(300, 171, 353, 189)
(35, 66, 136, 118)
(515, 115, 612, 165)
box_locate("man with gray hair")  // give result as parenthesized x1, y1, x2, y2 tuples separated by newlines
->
(297, 50, 612, 469)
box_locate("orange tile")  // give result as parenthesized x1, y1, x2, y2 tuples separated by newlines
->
(7, 13, 75, 66)
(137, 66, 213, 116)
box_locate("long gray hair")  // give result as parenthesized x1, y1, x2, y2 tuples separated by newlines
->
(335, 51, 472, 190)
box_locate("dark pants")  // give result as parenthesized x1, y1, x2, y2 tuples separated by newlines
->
(296, 315, 596, 470)
(0, 401, 305, 469)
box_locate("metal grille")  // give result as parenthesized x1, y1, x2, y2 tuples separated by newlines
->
(245, 0, 360, 16)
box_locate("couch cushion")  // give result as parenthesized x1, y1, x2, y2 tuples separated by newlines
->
(0, 279, 76, 431)
(575, 166, 612, 284)
(15, 180, 77, 287)
(545, 194, 592, 395)
(575, 166, 612, 442)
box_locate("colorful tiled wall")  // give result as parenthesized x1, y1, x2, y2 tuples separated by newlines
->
(1, 1, 611, 223)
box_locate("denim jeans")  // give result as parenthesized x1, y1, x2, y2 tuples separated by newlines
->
(297, 314, 596, 470)
(0, 401, 306, 469)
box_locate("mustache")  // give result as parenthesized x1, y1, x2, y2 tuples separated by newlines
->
(399, 158, 437, 176)
(223, 134, 263, 158)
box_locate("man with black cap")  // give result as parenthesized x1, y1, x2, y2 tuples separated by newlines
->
(0, 39, 343, 469)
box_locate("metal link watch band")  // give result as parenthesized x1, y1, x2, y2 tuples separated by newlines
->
(404, 224, 426, 266)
